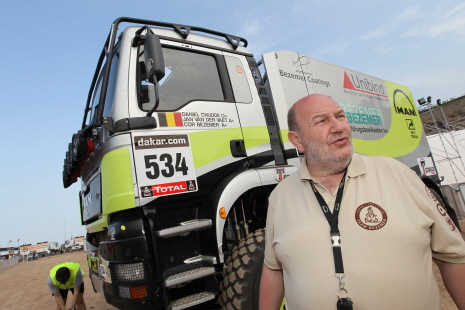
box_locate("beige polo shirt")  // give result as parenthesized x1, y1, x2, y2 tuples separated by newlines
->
(265, 153, 465, 310)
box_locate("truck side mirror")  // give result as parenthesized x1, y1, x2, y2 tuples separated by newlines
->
(144, 30, 165, 84)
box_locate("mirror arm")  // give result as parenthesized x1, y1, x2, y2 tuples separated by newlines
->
(146, 81, 160, 117)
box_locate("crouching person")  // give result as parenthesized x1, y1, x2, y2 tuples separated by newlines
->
(48, 262, 86, 310)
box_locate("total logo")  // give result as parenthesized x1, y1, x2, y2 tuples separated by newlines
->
(274, 167, 290, 182)
(141, 180, 197, 198)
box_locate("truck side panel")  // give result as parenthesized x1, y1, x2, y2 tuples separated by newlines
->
(262, 51, 437, 176)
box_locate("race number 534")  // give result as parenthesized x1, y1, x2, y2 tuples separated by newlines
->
(144, 153, 188, 179)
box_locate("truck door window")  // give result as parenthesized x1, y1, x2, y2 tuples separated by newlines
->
(102, 51, 120, 117)
(85, 74, 103, 126)
(85, 47, 120, 126)
(138, 47, 224, 111)
(224, 55, 252, 103)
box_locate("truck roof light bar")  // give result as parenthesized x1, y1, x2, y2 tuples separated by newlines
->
(116, 17, 248, 49)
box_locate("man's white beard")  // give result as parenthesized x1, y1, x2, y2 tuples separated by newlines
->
(303, 135, 353, 174)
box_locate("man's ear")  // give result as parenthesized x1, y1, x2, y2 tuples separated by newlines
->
(288, 130, 305, 153)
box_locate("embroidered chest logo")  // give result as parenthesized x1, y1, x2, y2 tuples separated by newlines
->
(355, 202, 388, 230)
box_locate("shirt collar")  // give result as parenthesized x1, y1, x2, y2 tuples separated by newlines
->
(300, 152, 367, 182)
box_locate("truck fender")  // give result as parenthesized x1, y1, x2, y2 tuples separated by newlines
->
(214, 166, 298, 263)
(214, 170, 262, 263)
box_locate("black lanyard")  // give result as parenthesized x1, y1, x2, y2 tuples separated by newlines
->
(309, 170, 347, 274)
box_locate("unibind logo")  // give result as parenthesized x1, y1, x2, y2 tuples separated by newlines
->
(343, 72, 387, 97)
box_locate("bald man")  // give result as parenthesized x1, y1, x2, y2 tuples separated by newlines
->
(260, 94, 465, 310)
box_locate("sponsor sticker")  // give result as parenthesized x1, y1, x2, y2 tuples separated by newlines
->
(417, 157, 436, 176)
(158, 112, 234, 128)
(141, 180, 197, 198)
(99, 264, 106, 278)
(134, 134, 198, 198)
(343, 71, 388, 98)
(134, 135, 189, 150)
(99, 258, 111, 283)
(274, 167, 289, 182)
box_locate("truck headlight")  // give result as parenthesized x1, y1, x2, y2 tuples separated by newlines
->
(119, 285, 148, 299)
(114, 262, 145, 281)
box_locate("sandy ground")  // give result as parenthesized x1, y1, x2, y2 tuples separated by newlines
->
(0, 250, 117, 310)
(1, 218, 464, 310)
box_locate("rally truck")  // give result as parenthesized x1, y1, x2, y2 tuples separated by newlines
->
(63, 17, 459, 310)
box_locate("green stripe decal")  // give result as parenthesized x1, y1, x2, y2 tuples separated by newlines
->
(189, 128, 243, 168)
(101, 148, 136, 214)
(242, 126, 270, 149)
(280, 129, 290, 143)
(86, 215, 108, 233)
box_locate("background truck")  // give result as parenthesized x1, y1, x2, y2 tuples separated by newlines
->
(49, 242, 61, 255)
(63, 17, 460, 310)
(73, 236, 86, 250)
(63, 236, 86, 252)
(19, 242, 50, 258)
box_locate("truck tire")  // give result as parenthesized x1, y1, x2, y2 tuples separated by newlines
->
(71, 132, 88, 162)
(219, 228, 265, 310)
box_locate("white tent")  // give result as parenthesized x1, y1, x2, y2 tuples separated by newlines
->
(427, 129, 465, 217)
(427, 129, 465, 185)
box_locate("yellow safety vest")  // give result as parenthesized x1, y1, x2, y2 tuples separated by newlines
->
(50, 262, 85, 290)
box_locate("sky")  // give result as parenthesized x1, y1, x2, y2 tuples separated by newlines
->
(1, 0, 464, 248)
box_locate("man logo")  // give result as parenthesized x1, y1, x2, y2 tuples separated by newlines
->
(110, 228, 116, 241)
(406, 119, 415, 130)
(393, 89, 417, 116)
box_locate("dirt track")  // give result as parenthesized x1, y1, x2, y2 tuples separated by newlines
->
(1, 219, 464, 310)
(0, 251, 117, 310)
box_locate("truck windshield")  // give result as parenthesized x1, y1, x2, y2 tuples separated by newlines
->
(138, 47, 224, 111)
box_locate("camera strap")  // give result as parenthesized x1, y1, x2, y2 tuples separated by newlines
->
(309, 169, 352, 303)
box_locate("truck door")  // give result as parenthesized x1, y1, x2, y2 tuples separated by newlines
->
(223, 53, 279, 167)
(128, 41, 245, 202)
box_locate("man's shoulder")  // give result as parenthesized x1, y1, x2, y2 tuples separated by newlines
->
(280, 167, 302, 185)
(270, 169, 302, 197)
(356, 153, 411, 170)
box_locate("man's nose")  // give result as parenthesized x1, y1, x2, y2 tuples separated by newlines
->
(329, 116, 345, 132)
